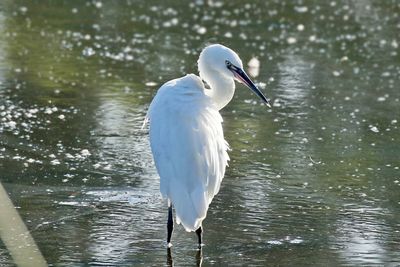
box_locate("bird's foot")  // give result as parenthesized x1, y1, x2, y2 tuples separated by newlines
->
(197, 243, 204, 250)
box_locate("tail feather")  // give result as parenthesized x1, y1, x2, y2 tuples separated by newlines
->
(169, 183, 208, 232)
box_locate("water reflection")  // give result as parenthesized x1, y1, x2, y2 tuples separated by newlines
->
(335, 207, 388, 265)
(167, 247, 203, 267)
(276, 55, 312, 107)
(167, 248, 173, 266)
(86, 205, 133, 265)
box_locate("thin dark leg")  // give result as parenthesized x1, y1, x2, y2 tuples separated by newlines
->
(195, 226, 203, 248)
(167, 205, 174, 245)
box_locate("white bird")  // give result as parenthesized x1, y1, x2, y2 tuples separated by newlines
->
(146, 44, 270, 248)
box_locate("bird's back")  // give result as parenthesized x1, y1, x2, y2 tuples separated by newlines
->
(147, 74, 229, 231)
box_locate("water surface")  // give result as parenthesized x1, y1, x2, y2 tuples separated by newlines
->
(0, 1, 399, 266)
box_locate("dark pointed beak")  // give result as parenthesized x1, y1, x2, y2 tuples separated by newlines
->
(229, 65, 271, 108)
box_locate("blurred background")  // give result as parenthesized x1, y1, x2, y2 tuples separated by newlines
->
(0, 0, 399, 266)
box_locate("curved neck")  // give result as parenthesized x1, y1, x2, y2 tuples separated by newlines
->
(203, 73, 235, 110)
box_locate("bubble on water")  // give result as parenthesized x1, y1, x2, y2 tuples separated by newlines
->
(58, 201, 89, 207)
(145, 81, 157, 87)
(92, 24, 101, 31)
(294, 6, 308, 13)
(391, 40, 398, 49)
(289, 238, 304, 244)
(82, 47, 96, 57)
(50, 159, 61, 165)
(19, 6, 28, 13)
(369, 126, 379, 133)
(272, 98, 282, 108)
(80, 149, 91, 157)
(94, 1, 102, 8)
(248, 57, 260, 68)
(256, 82, 266, 89)
(297, 24, 305, 31)
(224, 32, 232, 38)
(267, 236, 304, 246)
(65, 153, 75, 159)
(44, 107, 53, 114)
(248, 57, 260, 77)
(196, 26, 207, 35)
(287, 37, 297, 44)
(28, 108, 39, 114)
(103, 164, 112, 170)
(239, 33, 247, 40)
(6, 121, 17, 129)
(267, 240, 283, 245)
(93, 163, 101, 169)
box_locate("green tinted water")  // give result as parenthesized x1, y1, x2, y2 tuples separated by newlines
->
(0, 1, 399, 266)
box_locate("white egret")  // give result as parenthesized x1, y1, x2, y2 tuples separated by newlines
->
(147, 44, 270, 248)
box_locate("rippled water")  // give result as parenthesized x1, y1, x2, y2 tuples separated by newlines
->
(0, 1, 399, 266)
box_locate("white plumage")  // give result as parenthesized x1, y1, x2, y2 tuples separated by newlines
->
(148, 74, 229, 231)
(146, 44, 270, 247)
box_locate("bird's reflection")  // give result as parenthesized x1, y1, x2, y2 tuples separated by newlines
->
(196, 248, 203, 266)
(167, 247, 203, 267)
(167, 248, 173, 266)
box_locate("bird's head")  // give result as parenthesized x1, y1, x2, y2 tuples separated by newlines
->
(198, 44, 271, 107)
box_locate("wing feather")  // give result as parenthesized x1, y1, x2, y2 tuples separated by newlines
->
(148, 74, 229, 231)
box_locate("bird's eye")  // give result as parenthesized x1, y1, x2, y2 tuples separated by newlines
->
(225, 60, 232, 67)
